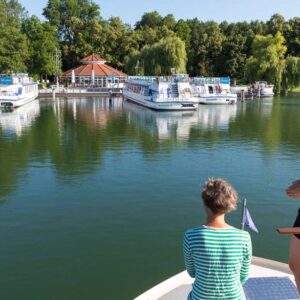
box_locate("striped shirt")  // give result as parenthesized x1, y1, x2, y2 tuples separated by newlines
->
(183, 225, 252, 300)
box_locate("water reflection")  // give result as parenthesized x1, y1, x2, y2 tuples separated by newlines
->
(197, 105, 237, 130)
(0, 100, 40, 137)
(0, 96, 300, 198)
(123, 101, 199, 141)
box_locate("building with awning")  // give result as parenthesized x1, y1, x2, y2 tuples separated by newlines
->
(62, 54, 127, 88)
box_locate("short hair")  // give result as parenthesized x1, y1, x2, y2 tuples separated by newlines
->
(202, 178, 238, 214)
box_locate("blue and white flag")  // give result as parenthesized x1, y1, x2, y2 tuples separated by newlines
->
(243, 206, 258, 233)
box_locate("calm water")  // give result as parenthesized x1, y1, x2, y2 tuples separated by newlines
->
(0, 96, 300, 300)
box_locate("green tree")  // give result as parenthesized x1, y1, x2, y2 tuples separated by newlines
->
(135, 11, 162, 29)
(216, 34, 247, 79)
(125, 36, 186, 75)
(0, 0, 28, 73)
(187, 19, 224, 76)
(282, 56, 300, 94)
(284, 17, 300, 56)
(43, 0, 100, 41)
(267, 14, 286, 36)
(174, 19, 191, 49)
(162, 14, 176, 30)
(245, 32, 287, 94)
(22, 16, 59, 79)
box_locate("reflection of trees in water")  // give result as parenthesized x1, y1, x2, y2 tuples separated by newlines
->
(1, 97, 300, 197)
(229, 98, 300, 151)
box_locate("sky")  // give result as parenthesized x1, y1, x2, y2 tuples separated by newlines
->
(19, 0, 300, 25)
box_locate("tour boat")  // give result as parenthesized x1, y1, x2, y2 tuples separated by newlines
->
(134, 257, 299, 300)
(123, 76, 198, 111)
(191, 77, 237, 105)
(0, 74, 38, 108)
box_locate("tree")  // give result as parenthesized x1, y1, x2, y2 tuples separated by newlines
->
(22, 16, 59, 79)
(135, 11, 162, 29)
(284, 17, 300, 56)
(245, 32, 287, 94)
(282, 56, 300, 94)
(187, 19, 224, 76)
(0, 0, 28, 73)
(215, 34, 247, 79)
(174, 19, 191, 49)
(125, 37, 187, 76)
(43, 0, 100, 41)
(162, 14, 176, 30)
(267, 14, 286, 36)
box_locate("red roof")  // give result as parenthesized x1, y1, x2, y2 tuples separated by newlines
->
(80, 54, 106, 63)
(63, 54, 127, 77)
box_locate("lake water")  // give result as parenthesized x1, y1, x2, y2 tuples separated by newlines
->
(0, 96, 300, 300)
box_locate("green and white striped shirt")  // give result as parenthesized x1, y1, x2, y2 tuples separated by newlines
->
(183, 225, 252, 300)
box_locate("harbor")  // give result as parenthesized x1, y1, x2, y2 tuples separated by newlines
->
(1, 0, 300, 299)
(1, 95, 300, 299)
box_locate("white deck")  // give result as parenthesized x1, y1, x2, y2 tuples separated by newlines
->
(134, 257, 297, 300)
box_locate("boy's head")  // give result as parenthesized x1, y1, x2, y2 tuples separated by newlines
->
(202, 178, 238, 214)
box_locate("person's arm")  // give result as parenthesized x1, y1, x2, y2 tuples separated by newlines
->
(240, 233, 252, 284)
(183, 232, 195, 278)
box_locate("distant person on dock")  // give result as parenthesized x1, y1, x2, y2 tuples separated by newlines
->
(183, 178, 252, 300)
(286, 180, 300, 292)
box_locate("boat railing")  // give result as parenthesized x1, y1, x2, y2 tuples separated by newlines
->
(192, 77, 231, 85)
(128, 75, 189, 83)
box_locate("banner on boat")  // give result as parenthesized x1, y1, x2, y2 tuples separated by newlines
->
(0, 77, 12, 85)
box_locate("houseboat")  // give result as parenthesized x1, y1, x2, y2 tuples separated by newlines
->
(0, 74, 38, 108)
(123, 75, 198, 111)
(191, 77, 237, 104)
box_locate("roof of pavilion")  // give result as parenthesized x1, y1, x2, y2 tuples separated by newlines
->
(63, 54, 127, 77)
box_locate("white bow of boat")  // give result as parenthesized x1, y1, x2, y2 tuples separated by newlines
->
(134, 257, 298, 300)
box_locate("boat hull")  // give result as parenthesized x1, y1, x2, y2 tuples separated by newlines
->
(123, 91, 198, 111)
(134, 257, 296, 300)
(198, 95, 237, 105)
(0, 92, 38, 108)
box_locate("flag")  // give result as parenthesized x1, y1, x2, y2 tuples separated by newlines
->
(243, 206, 258, 233)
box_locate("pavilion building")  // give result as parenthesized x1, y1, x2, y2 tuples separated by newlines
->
(62, 54, 127, 88)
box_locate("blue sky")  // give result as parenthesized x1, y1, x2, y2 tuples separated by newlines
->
(19, 0, 300, 25)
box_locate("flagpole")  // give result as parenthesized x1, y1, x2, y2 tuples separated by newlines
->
(241, 198, 247, 230)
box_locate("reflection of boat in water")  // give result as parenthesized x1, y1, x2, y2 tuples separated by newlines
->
(191, 77, 237, 105)
(124, 76, 198, 111)
(0, 100, 40, 136)
(197, 104, 237, 129)
(123, 101, 198, 140)
(135, 257, 298, 300)
(0, 74, 38, 108)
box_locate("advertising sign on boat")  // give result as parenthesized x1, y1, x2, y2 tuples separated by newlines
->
(0, 77, 12, 85)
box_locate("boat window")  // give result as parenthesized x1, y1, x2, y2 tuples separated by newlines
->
(208, 86, 214, 94)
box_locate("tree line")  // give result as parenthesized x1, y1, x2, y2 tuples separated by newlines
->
(1, 0, 300, 93)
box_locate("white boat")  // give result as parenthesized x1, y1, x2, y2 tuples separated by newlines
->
(123, 75, 198, 111)
(134, 257, 299, 300)
(256, 82, 275, 97)
(0, 73, 38, 108)
(191, 77, 237, 105)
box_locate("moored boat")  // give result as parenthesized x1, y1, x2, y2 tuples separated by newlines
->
(123, 75, 198, 111)
(191, 77, 237, 105)
(0, 73, 38, 108)
(134, 257, 299, 300)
